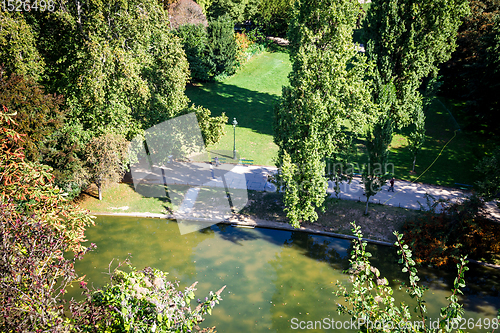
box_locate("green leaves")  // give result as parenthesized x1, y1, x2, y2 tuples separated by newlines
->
(274, 0, 375, 227)
(364, 0, 469, 127)
(335, 223, 470, 332)
(73, 264, 225, 332)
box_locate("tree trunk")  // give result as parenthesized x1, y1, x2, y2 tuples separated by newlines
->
(412, 155, 417, 172)
(98, 184, 102, 201)
(365, 197, 370, 215)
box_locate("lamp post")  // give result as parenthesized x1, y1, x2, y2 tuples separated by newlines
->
(232, 117, 238, 160)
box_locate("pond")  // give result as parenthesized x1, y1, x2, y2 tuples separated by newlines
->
(69, 216, 500, 332)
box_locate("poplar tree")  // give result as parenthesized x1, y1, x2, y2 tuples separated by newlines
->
(362, 83, 395, 214)
(274, 0, 376, 227)
(363, 0, 470, 127)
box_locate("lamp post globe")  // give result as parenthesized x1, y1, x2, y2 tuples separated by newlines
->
(232, 117, 238, 160)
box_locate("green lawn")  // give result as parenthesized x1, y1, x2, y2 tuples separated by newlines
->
(387, 98, 489, 187)
(77, 183, 173, 214)
(186, 51, 292, 166)
(349, 98, 490, 187)
(185, 50, 489, 187)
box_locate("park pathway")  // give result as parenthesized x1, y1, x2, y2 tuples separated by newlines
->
(130, 161, 500, 222)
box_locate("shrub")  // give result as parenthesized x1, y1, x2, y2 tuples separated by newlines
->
(175, 24, 214, 81)
(207, 15, 238, 77)
(0, 107, 94, 331)
(402, 196, 500, 266)
(335, 222, 480, 332)
(71, 259, 225, 333)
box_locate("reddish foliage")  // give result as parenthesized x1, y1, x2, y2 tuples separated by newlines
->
(402, 198, 500, 266)
(0, 107, 94, 331)
(168, 0, 208, 29)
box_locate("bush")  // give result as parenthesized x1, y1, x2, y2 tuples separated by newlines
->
(71, 259, 225, 333)
(402, 196, 500, 266)
(175, 24, 214, 81)
(0, 107, 94, 331)
(207, 15, 238, 77)
(335, 222, 483, 332)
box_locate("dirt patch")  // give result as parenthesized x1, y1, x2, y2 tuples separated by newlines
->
(239, 191, 424, 243)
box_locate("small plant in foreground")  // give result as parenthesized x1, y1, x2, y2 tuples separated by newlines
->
(334, 222, 492, 333)
(71, 259, 225, 333)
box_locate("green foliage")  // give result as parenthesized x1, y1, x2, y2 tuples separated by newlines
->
(439, 1, 500, 136)
(0, 12, 45, 81)
(175, 24, 214, 81)
(476, 146, 500, 202)
(363, 0, 470, 127)
(336, 222, 470, 332)
(1, 2, 227, 194)
(0, 108, 93, 251)
(362, 83, 395, 213)
(255, 0, 296, 37)
(274, 0, 376, 227)
(72, 261, 225, 333)
(207, 0, 259, 23)
(362, 115, 393, 214)
(188, 104, 228, 147)
(85, 133, 129, 201)
(207, 15, 238, 77)
(0, 72, 65, 162)
(0, 108, 94, 332)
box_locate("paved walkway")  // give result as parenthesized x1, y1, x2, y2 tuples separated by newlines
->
(129, 161, 500, 222)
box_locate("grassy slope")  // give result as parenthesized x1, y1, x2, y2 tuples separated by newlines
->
(187, 50, 488, 187)
(186, 51, 292, 166)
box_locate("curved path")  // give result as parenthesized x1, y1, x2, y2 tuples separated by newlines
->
(212, 163, 500, 221)
(129, 161, 500, 222)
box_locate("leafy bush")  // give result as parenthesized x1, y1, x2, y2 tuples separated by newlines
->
(0, 107, 94, 331)
(234, 32, 264, 66)
(175, 24, 214, 81)
(71, 259, 225, 333)
(207, 15, 238, 77)
(402, 196, 500, 266)
(0, 108, 225, 332)
(335, 222, 482, 332)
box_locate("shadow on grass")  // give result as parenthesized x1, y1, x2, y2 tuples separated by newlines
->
(186, 82, 279, 136)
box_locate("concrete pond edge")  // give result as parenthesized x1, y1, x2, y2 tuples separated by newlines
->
(89, 211, 500, 270)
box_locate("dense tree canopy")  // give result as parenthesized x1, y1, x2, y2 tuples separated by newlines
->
(0, 0, 228, 196)
(0, 72, 65, 162)
(440, 1, 500, 136)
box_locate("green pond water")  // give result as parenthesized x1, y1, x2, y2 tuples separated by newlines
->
(69, 216, 500, 332)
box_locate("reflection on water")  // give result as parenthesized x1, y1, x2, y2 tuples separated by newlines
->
(69, 216, 500, 332)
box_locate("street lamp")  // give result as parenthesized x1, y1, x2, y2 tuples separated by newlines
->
(232, 117, 238, 160)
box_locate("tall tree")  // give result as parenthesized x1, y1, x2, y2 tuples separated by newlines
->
(0, 12, 45, 81)
(86, 133, 129, 201)
(3, 1, 227, 197)
(363, 0, 470, 127)
(0, 72, 65, 162)
(274, 0, 376, 227)
(206, 15, 239, 76)
(362, 117, 393, 215)
(439, 1, 500, 136)
(255, 0, 296, 37)
(361, 83, 396, 214)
